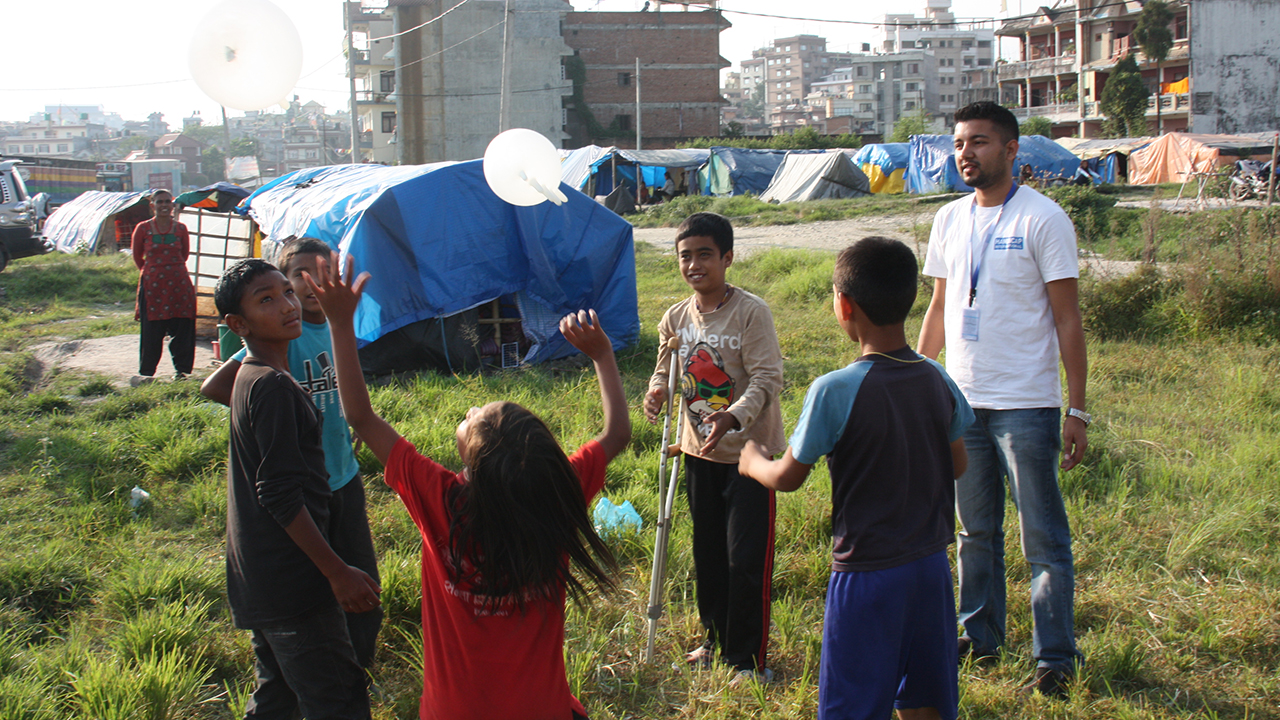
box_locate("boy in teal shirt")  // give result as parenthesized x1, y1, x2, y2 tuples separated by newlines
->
(203, 237, 381, 668)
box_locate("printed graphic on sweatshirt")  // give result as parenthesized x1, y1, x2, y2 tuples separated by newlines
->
(297, 352, 340, 417)
(681, 342, 735, 439)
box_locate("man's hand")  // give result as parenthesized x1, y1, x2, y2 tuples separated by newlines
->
(328, 564, 382, 614)
(559, 309, 612, 360)
(303, 251, 370, 327)
(1061, 415, 1087, 471)
(699, 410, 740, 455)
(643, 386, 668, 424)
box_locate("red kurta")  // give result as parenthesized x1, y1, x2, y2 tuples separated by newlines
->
(385, 438, 607, 720)
(132, 219, 196, 321)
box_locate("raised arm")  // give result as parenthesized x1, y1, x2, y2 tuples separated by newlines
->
(304, 253, 402, 465)
(560, 309, 631, 461)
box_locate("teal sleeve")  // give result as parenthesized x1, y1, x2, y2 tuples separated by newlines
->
(231, 347, 248, 363)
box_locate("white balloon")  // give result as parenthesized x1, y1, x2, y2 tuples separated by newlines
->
(483, 129, 568, 207)
(188, 0, 304, 112)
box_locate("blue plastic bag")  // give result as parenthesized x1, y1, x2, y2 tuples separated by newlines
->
(593, 497, 643, 537)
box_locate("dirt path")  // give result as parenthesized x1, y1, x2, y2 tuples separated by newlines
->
(633, 216, 1141, 278)
(31, 333, 220, 389)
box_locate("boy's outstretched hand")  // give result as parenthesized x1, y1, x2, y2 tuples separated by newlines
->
(560, 309, 613, 360)
(303, 251, 370, 327)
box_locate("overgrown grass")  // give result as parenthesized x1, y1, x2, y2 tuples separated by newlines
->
(629, 192, 955, 228)
(0, 244, 1278, 718)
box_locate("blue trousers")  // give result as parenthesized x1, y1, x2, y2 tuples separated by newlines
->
(955, 407, 1081, 672)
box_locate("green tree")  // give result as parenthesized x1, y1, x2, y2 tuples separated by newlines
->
(889, 108, 931, 143)
(741, 86, 765, 120)
(229, 137, 260, 159)
(203, 146, 226, 183)
(1132, 0, 1173, 134)
(1100, 54, 1147, 138)
(721, 121, 745, 139)
(1021, 116, 1053, 138)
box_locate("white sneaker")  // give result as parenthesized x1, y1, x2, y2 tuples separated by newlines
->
(729, 667, 775, 688)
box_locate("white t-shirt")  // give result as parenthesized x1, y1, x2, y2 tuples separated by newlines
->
(922, 185, 1078, 409)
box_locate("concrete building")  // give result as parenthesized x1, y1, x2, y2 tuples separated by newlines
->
(4, 122, 108, 158)
(879, 0, 996, 123)
(1188, 0, 1280, 135)
(994, 0, 1198, 137)
(739, 34, 860, 133)
(563, 8, 729, 148)
(807, 51, 942, 139)
(151, 134, 204, 176)
(385, 0, 574, 164)
(28, 105, 125, 132)
(282, 102, 352, 174)
(345, 2, 398, 163)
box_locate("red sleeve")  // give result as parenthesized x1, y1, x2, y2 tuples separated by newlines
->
(384, 437, 459, 541)
(568, 440, 607, 503)
(132, 222, 148, 270)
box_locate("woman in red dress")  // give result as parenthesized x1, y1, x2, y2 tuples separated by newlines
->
(133, 189, 196, 378)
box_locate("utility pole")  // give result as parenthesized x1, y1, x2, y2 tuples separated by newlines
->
(346, 2, 361, 163)
(499, 0, 514, 133)
(635, 58, 642, 151)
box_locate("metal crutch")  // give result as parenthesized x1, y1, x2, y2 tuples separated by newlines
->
(644, 337, 685, 662)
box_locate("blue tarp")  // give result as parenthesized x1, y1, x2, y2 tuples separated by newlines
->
(907, 134, 1090, 193)
(45, 190, 148, 254)
(700, 148, 797, 196)
(239, 160, 638, 365)
(850, 143, 910, 194)
(560, 145, 613, 191)
(585, 148, 710, 197)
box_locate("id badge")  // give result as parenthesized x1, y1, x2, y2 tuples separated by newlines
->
(961, 307, 980, 341)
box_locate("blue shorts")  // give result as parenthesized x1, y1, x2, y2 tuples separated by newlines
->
(819, 550, 958, 720)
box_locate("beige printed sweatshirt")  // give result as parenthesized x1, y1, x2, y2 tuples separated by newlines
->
(648, 287, 786, 464)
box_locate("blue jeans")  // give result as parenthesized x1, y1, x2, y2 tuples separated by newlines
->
(955, 408, 1081, 672)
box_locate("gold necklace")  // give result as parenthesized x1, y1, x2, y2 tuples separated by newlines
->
(864, 351, 925, 363)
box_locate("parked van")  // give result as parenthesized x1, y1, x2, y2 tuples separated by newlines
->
(0, 160, 49, 271)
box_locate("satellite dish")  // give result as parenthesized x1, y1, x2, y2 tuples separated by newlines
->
(188, 0, 304, 112)
(483, 129, 568, 207)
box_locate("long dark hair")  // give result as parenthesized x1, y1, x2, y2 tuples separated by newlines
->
(448, 402, 617, 611)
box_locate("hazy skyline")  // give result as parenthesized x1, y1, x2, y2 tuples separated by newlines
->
(2, 0, 1012, 129)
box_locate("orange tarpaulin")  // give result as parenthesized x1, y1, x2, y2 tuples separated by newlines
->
(1128, 133, 1278, 185)
(1159, 78, 1190, 94)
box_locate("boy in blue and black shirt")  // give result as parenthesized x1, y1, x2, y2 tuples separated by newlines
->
(739, 237, 974, 720)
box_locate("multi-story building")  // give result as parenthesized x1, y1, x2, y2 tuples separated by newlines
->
(563, 8, 729, 148)
(879, 0, 996, 123)
(3, 122, 109, 158)
(345, 2, 398, 163)
(28, 105, 125, 132)
(369, 0, 573, 164)
(990, 0, 1246, 137)
(807, 50, 941, 139)
(741, 34, 859, 133)
(151, 133, 203, 176)
(282, 102, 352, 174)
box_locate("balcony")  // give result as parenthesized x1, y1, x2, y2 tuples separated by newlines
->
(1147, 93, 1190, 115)
(997, 54, 1076, 81)
(354, 90, 394, 105)
(1010, 103, 1079, 121)
(351, 49, 370, 65)
(1112, 35, 1133, 59)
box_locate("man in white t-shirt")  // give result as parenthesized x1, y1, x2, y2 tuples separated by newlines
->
(918, 101, 1088, 699)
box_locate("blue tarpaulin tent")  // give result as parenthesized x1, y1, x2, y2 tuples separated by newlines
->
(585, 148, 709, 198)
(239, 160, 638, 369)
(699, 147, 799, 196)
(560, 145, 614, 192)
(850, 143, 910, 194)
(907, 134, 1091, 193)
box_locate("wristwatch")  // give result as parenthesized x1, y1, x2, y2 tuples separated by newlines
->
(1067, 407, 1092, 426)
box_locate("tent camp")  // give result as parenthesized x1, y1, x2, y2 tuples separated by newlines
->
(850, 143, 910, 194)
(239, 160, 638, 373)
(1013, 135, 1086, 186)
(699, 147, 792, 196)
(175, 182, 251, 213)
(1055, 136, 1153, 184)
(560, 145, 614, 192)
(43, 190, 150, 254)
(584, 148, 709, 200)
(1127, 133, 1279, 185)
(760, 151, 871, 203)
(907, 133, 1085, 193)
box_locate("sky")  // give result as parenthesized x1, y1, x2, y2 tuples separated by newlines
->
(0, 0, 1020, 128)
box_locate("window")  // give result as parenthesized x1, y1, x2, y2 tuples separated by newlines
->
(800, 44, 806, 50)
(23, 144, 33, 153)
(905, 101, 916, 110)
(5, 145, 15, 153)
(785, 69, 791, 76)
(287, 149, 299, 159)
(768, 59, 773, 66)
(785, 57, 792, 63)
(380, 71, 395, 93)
(777, 70, 782, 77)
(908, 63, 919, 74)
(978, 40, 992, 48)
(859, 84, 871, 93)
(305, 149, 318, 159)
(804, 62, 810, 68)
(785, 45, 791, 51)
(948, 58, 955, 67)
(381, 111, 396, 133)
(57, 143, 68, 152)
(964, 57, 974, 66)
(618, 72, 630, 86)
(962, 39, 973, 48)
(785, 81, 791, 87)
(37, 144, 49, 153)
(616, 114, 632, 131)
(857, 66, 867, 76)
(1174, 13, 1187, 39)
(906, 82, 918, 91)
(977, 58, 992, 66)
(939, 59, 946, 67)
(860, 103, 873, 111)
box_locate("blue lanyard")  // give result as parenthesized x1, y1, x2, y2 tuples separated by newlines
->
(967, 184, 1018, 307)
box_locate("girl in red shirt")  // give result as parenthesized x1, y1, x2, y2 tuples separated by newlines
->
(307, 254, 631, 720)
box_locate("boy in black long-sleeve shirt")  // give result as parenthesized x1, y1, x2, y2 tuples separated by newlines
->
(215, 259, 379, 719)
